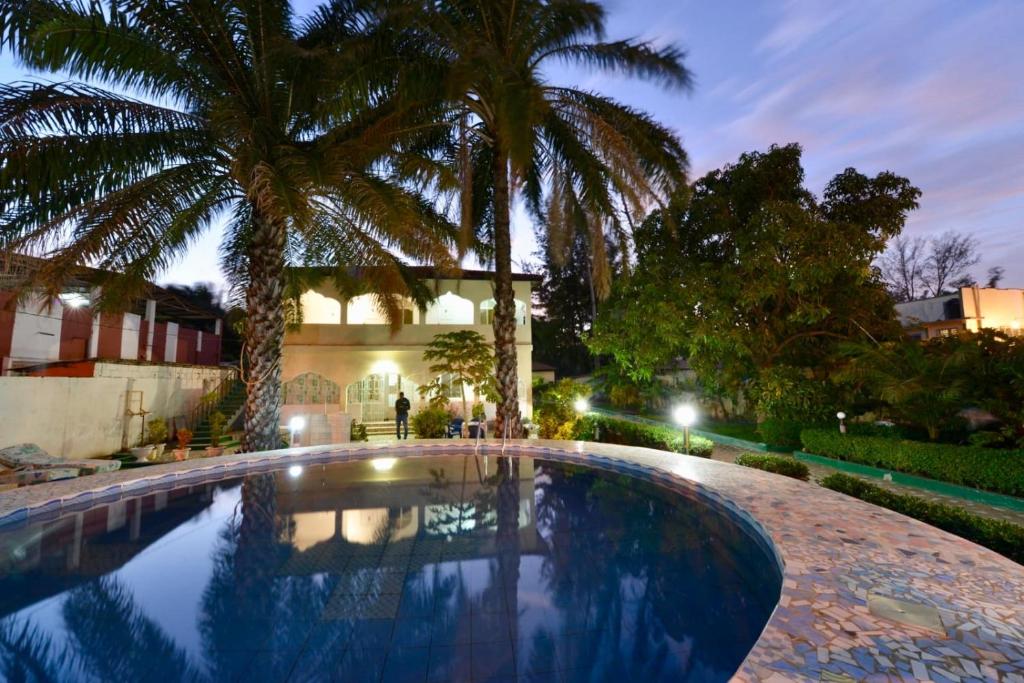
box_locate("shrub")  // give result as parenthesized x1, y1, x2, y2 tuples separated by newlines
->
(534, 378, 590, 439)
(821, 473, 1024, 565)
(411, 406, 450, 439)
(147, 417, 169, 445)
(735, 453, 810, 481)
(757, 419, 807, 450)
(208, 411, 227, 447)
(801, 429, 1024, 497)
(573, 415, 713, 458)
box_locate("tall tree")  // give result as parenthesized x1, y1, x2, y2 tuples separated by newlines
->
(0, 0, 456, 451)
(532, 228, 613, 377)
(590, 144, 920, 409)
(411, 0, 691, 435)
(879, 230, 991, 301)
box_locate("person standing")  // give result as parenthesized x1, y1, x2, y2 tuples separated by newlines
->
(395, 392, 411, 440)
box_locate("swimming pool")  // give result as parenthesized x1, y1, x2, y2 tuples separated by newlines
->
(0, 453, 781, 682)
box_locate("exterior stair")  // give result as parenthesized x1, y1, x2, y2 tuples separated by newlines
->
(363, 420, 416, 441)
(190, 380, 246, 449)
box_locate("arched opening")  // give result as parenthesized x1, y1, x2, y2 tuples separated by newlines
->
(346, 372, 421, 422)
(479, 298, 528, 326)
(424, 291, 474, 325)
(299, 290, 342, 324)
(347, 294, 417, 325)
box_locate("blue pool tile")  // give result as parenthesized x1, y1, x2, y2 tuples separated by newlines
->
(392, 616, 433, 648)
(471, 641, 516, 681)
(381, 646, 429, 683)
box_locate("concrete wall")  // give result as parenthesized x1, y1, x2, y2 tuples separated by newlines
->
(0, 362, 234, 459)
(961, 287, 1024, 332)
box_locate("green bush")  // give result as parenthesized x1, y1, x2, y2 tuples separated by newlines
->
(735, 453, 810, 481)
(573, 415, 713, 458)
(821, 473, 1024, 565)
(757, 419, 808, 449)
(412, 406, 450, 439)
(801, 429, 1024, 497)
(534, 378, 591, 439)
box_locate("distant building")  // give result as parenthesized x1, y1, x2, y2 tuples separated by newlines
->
(1, 255, 225, 374)
(894, 286, 1024, 340)
(531, 361, 556, 384)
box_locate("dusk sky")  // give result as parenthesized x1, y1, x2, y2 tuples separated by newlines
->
(2, 0, 1021, 290)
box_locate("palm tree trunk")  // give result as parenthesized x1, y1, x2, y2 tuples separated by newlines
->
(242, 211, 286, 453)
(491, 144, 523, 438)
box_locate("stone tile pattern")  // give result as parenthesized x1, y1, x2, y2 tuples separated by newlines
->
(2, 439, 1023, 682)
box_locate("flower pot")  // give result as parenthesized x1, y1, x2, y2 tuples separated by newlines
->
(152, 443, 166, 460)
(130, 445, 154, 462)
(172, 448, 191, 461)
(468, 422, 483, 439)
(205, 446, 225, 457)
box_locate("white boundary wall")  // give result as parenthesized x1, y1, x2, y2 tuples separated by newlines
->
(0, 362, 234, 459)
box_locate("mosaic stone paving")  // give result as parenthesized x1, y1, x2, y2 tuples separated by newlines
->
(2, 439, 1023, 682)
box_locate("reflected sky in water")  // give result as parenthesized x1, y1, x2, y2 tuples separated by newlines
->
(0, 455, 780, 682)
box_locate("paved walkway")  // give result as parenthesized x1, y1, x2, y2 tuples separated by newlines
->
(709, 442, 1024, 526)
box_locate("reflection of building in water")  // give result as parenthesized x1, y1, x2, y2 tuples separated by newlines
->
(277, 456, 539, 561)
(0, 485, 219, 617)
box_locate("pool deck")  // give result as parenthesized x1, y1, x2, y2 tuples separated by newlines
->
(2, 440, 1023, 682)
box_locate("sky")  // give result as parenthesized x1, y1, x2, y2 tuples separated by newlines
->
(2, 0, 1021, 290)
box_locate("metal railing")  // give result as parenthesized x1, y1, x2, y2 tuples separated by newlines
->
(188, 367, 240, 431)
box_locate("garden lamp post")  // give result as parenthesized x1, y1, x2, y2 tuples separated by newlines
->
(673, 404, 697, 455)
(836, 411, 847, 434)
(289, 416, 306, 447)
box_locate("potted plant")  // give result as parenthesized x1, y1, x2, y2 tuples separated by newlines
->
(468, 403, 487, 438)
(173, 428, 193, 460)
(205, 412, 227, 457)
(147, 417, 169, 460)
(129, 441, 154, 462)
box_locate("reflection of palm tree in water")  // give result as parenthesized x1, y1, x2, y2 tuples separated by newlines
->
(61, 577, 204, 682)
(0, 618, 67, 681)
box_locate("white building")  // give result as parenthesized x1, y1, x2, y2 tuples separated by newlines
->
(281, 268, 538, 438)
(894, 286, 1024, 340)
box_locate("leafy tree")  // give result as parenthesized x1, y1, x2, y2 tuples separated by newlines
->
(532, 228, 617, 377)
(590, 144, 919, 417)
(418, 330, 497, 418)
(412, 0, 692, 436)
(879, 230, 995, 301)
(0, 0, 456, 451)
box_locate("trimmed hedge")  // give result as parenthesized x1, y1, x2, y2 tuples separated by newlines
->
(574, 415, 714, 458)
(735, 453, 810, 481)
(821, 473, 1024, 565)
(801, 429, 1024, 498)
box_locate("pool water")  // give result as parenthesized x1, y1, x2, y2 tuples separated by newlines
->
(0, 455, 780, 682)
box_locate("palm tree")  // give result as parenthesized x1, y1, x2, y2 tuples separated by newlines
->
(409, 0, 692, 435)
(0, 0, 457, 451)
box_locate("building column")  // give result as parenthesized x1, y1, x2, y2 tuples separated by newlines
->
(145, 299, 156, 361)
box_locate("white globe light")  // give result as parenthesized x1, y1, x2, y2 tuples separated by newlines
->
(288, 416, 306, 432)
(573, 398, 590, 413)
(371, 457, 397, 472)
(836, 411, 846, 420)
(674, 404, 697, 427)
(288, 465, 303, 478)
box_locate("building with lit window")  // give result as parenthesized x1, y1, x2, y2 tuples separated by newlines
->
(281, 268, 539, 437)
(895, 286, 1024, 340)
